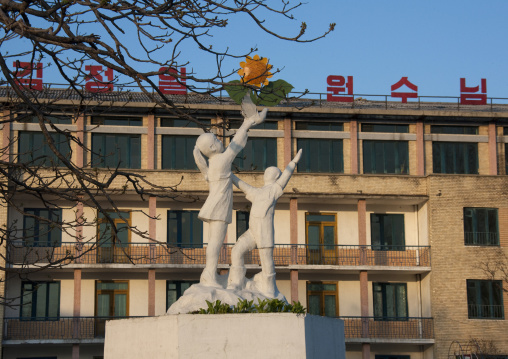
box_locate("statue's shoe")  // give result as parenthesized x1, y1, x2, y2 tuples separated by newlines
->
(200, 269, 223, 288)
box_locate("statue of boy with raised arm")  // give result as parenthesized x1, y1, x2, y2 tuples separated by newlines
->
(228, 149, 302, 297)
(193, 95, 267, 287)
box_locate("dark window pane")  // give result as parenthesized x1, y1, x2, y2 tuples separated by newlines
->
(467, 280, 504, 319)
(372, 283, 408, 320)
(167, 210, 202, 248)
(297, 139, 343, 173)
(363, 141, 408, 174)
(431, 125, 478, 135)
(432, 142, 478, 174)
(361, 124, 409, 133)
(233, 138, 277, 172)
(306, 214, 335, 222)
(23, 115, 73, 124)
(371, 214, 405, 250)
(92, 134, 141, 169)
(18, 131, 71, 167)
(91, 116, 142, 126)
(160, 118, 211, 128)
(463, 208, 499, 246)
(236, 211, 249, 240)
(21, 282, 60, 320)
(229, 120, 277, 130)
(295, 122, 343, 131)
(161, 136, 198, 170)
(23, 209, 62, 247)
(167, 281, 197, 310)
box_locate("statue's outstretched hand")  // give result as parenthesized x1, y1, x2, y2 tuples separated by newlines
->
(241, 93, 267, 126)
(292, 149, 303, 164)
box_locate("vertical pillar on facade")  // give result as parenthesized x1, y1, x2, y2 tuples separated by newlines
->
(290, 198, 298, 302)
(148, 196, 157, 315)
(72, 269, 82, 359)
(416, 120, 425, 176)
(358, 199, 370, 358)
(350, 120, 358, 174)
(488, 122, 497, 175)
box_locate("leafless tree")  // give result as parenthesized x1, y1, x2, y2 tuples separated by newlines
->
(0, 0, 334, 304)
(478, 247, 508, 292)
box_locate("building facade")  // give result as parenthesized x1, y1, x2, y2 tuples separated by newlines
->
(1, 93, 508, 359)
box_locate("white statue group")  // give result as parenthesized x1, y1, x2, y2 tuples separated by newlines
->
(192, 94, 302, 299)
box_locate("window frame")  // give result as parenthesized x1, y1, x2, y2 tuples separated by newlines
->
(167, 210, 203, 248)
(161, 135, 198, 170)
(362, 140, 409, 175)
(361, 123, 409, 133)
(373, 282, 408, 321)
(20, 281, 60, 321)
(467, 279, 504, 320)
(166, 280, 198, 310)
(306, 281, 339, 317)
(23, 208, 62, 247)
(297, 138, 344, 173)
(91, 133, 141, 169)
(236, 211, 250, 241)
(370, 213, 405, 251)
(463, 208, 499, 246)
(18, 131, 71, 167)
(432, 141, 478, 174)
(232, 137, 277, 172)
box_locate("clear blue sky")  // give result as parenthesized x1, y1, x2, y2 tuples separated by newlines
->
(193, 0, 508, 98)
(7, 1, 508, 99)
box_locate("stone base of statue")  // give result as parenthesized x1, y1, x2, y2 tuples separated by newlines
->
(104, 313, 345, 359)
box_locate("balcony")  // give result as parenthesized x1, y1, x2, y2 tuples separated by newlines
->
(2, 316, 140, 344)
(8, 243, 430, 269)
(339, 316, 434, 343)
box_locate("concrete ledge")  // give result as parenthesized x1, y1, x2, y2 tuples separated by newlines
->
(105, 313, 345, 359)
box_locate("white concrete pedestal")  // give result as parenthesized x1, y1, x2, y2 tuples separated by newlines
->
(104, 313, 345, 359)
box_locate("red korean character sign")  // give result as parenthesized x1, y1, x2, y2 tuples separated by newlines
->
(85, 65, 114, 93)
(327, 75, 353, 102)
(159, 67, 187, 95)
(12, 61, 43, 91)
(460, 78, 487, 105)
(391, 77, 418, 103)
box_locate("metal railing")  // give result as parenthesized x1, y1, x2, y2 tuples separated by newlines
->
(464, 232, 499, 246)
(7, 242, 431, 268)
(338, 316, 434, 340)
(3, 316, 142, 341)
(467, 304, 504, 319)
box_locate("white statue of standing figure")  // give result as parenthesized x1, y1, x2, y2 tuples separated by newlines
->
(193, 94, 267, 287)
(227, 149, 302, 297)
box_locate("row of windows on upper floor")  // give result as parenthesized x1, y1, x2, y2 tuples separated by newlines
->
(22, 207, 500, 249)
(16, 130, 508, 174)
(18, 278, 504, 322)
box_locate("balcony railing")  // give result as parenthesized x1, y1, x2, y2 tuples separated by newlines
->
(464, 232, 499, 246)
(8, 243, 430, 268)
(338, 316, 434, 340)
(2, 316, 141, 341)
(468, 304, 505, 319)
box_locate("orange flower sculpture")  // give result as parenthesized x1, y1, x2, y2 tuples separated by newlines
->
(238, 55, 273, 87)
(225, 54, 293, 106)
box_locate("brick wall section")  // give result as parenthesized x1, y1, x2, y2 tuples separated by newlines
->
(499, 208, 508, 247)
(428, 176, 508, 358)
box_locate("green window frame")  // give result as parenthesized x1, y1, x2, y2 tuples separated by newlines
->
(22, 115, 72, 124)
(363, 141, 409, 174)
(361, 123, 409, 133)
(297, 138, 343, 173)
(431, 125, 478, 135)
(166, 280, 197, 310)
(467, 280, 504, 319)
(306, 282, 338, 317)
(92, 133, 141, 169)
(370, 214, 405, 250)
(21, 281, 60, 320)
(18, 131, 71, 167)
(160, 118, 211, 128)
(167, 210, 203, 248)
(295, 121, 343, 131)
(236, 211, 249, 240)
(229, 120, 278, 130)
(23, 208, 62, 247)
(464, 208, 499, 246)
(373, 283, 408, 320)
(233, 137, 277, 172)
(91, 116, 142, 126)
(432, 142, 478, 174)
(161, 135, 198, 170)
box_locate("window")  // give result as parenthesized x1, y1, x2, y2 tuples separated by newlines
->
(23, 208, 62, 247)
(91, 116, 142, 126)
(306, 282, 338, 317)
(371, 214, 405, 250)
(167, 210, 202, 248)
(297, 139, 343, 173)
(306, 213, 337, 265)
(373, 283, 408, 320)
(95, 281, 128, 337)
(295, 121, 343, 131)
(229, 119, 277, 130)
(464, 208, 499, 246)
(361, 123, 408, 133)
(20, 115, 72, 124)
(233, 137, 277, 172)
(431, 125, 478, 135)
(18, 131, 71, 167)
(236, 211, 249, 240)
(162, 135, 197, 170)
(363, 141, 409, 174)
(160, 118, 211, 128)
(467, 280, 504, 319)
(167, 281, 197, 310)
(92, 133, 141, 169)
(432, 142, 478, 174)
(21, 281, 60, 320)
(97, 211, 131, 263)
